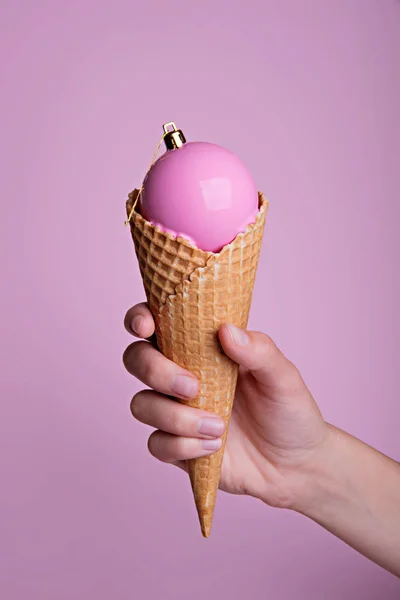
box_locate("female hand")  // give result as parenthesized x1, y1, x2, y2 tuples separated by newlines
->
(123, 302, 330, 509)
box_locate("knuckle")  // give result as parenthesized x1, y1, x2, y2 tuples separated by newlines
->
(122, 343, 134, 368)
(127, 342, 156, 386)
(123, 341, 145, 368)
(259, 333, 278, 357)
(123, 308, 133, 328)
(147, 432, 160, 457)
(130, 392, 143, 418)
(278, 361, 304, 395)
(289, 362, 302, 379)
(169, 410, 185, 435)
(172, 436, 186, 458)
(131, 390, 155, 422)
(251, 332, 280, 369)
(286, 362, 304, 388)
(134, 341, 147, 361)
(133, 343, 155, 384)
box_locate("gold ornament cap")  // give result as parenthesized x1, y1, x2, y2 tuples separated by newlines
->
(163, 122, 186, 150)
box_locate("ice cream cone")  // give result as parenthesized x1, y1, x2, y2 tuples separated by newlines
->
(127, 189, 268, 536)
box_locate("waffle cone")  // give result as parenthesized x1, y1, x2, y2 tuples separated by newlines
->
(127, 190, 268, 537)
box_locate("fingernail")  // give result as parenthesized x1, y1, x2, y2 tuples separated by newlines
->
(198, 417, 225, 437)
(170, 375, 198, 399)
(131, 315, 143, 335)
(202, 438, 223, 451)
(227, 324, 249, 346)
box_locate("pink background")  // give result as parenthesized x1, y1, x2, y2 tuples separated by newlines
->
(1, 0, 399, 598)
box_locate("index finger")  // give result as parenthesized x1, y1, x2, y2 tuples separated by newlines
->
(124, 302, 155, 339)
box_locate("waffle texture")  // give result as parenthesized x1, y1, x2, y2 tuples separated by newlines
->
(127, 190, 268, 536)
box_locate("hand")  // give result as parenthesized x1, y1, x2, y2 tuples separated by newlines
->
(123, 303, 400, 575)
(123, 302, 330, 510)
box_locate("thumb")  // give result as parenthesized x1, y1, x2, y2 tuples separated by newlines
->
(218, 323, 302, 392)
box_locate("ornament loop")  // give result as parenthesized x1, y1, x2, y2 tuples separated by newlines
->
(163, 122, 178, 135)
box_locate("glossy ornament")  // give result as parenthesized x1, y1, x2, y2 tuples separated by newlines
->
(139, 123, 259, 253)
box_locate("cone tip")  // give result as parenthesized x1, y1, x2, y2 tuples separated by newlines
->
(200, 517, 212, 538)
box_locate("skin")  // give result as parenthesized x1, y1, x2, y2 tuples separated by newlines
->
(123, 303, 400, 577)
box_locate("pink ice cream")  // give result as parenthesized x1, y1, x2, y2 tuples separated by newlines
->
(139, 140, 259, 253)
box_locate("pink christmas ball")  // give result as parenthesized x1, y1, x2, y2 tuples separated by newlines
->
(139, 141, 259, 253)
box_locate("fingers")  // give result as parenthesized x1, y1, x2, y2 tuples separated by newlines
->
(123, 341, 199, 400)
(124, 303, 155, 339)
(131, 389, 226, 438)
(148, 431, 223, 463)
(218, 324, 302, 392)
(131, 390, 225, 464)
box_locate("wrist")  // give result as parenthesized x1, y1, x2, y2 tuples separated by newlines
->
(287, 424, 343, 516)
(282, 425, 400, 577)
(253, 423, 342, 513)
